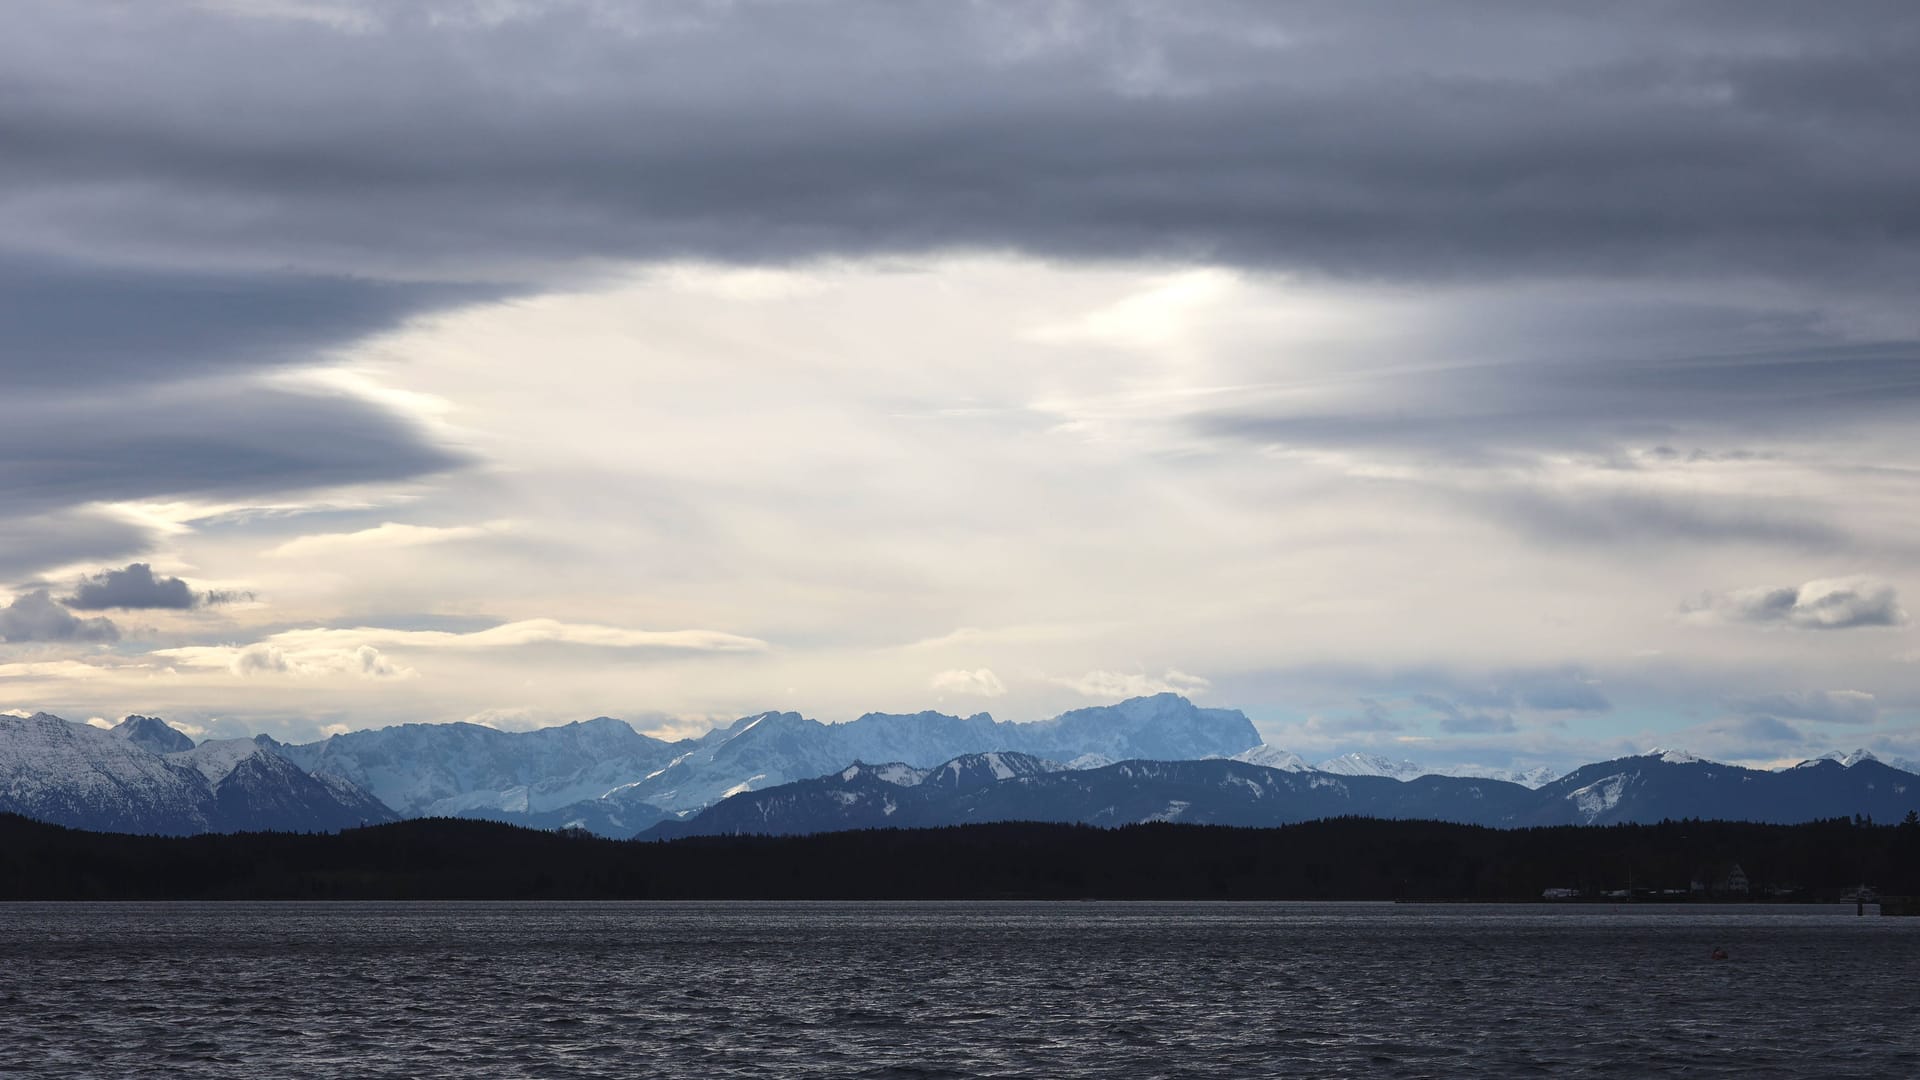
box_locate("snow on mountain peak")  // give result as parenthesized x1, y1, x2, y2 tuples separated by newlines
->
(1314, 752, 1427, 781)
(1646, 748, 1707, 765)
(110, 715, 196, 755)
(1816, 748, 1879, 768)
(169, 735, 284, 784)
(838, 762, 927, 787)
(1230, 745, 1310, 772)
(1567, 772, 1633, 822)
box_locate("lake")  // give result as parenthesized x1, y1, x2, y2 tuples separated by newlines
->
(2, 902, 1915, 1077)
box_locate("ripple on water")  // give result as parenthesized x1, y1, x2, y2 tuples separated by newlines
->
(0, 901, 1915, 1077)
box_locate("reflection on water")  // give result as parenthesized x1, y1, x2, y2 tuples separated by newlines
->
(2, 902, 1916, 1077)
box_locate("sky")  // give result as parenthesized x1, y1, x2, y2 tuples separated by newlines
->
(4, 0, 1919, 772)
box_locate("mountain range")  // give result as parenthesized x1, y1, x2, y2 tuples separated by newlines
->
(0, 713, 393, 834)
(5, 696, 1917, 838)
(644, 750, 1920, 839)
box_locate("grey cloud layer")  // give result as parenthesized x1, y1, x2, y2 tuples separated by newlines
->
(7, 2, 1917, 506)
(1, 382, 468, 520)
(4, 2, 1918, 283)
(0, 257, 494, 389)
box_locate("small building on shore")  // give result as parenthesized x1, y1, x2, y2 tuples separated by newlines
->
(1690, 862, 1749, 897)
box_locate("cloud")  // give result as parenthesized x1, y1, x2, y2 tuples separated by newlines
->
(152, 618, 768, 677)
(1301, 699, 1406, 735)
(265, 521, 498, 559)
(1463, 488, 1847, 552)
(221, 642, 411, 679)
(1727, 714, 1804, 746)
(1514, 679, 1612, 714)
(1054, 669, 1211, 700)
(1674, 713, 1809, 763)
(1416, 694, 1519, 735)
(0, 659, 125, 680)
(7, 5, 1920, 286)
(0, 255, 492, 390)
(930, 668, 1006, 697)
(1, 381, 470, 521)
(0, 511, 157, 581)
(1689, 578, 1908, 630)
(63, 563, 208, 610)
(0, 590, 119, 643)
(263, 620, 770, 653)
(1732, 689, 1879, 726)
(0, 257, 488, 553)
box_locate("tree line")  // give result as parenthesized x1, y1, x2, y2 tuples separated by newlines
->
(3, 811, 1916, 901)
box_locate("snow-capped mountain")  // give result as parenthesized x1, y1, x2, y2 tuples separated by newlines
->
(2, 712, 217, 834)
(1535, 752, 1919, 826)
(1807, 749, 1880, 769)
(2, 695, 1259, 836)
(13, 696, 1908, 839)
(639, 751, 1065, 837)
(281, 716, 680, 817)
(1314, 753, 1428, 781)
(1303, 752, 1560, 789)
(494, 694, 1261, 823)
(1, 713, 391, 834)
(645, 749, 1920, 839)
(171, 735, 397, 833)
(1431, 763, 1563, 789)
(111, 714, 196, 755)
(1230, 745, 1310, 771)
(642, 757, 1547, 839)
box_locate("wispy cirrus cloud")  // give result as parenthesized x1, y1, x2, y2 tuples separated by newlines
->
(152, 618, 769, 676)
(265, 521, 507, 559)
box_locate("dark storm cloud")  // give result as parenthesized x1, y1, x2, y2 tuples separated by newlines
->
(0, 590, 118, 644)
(0, 256, 496, 389)
(3, 0, 1917, 568)
(3, 2, 1918, 283)
(1193, 332, 1919, 550)
(62, 563, 247, 611)
(1196, 340, 1920, 468)
(0, 382, 469, 520)
(0, 254, 493, 576)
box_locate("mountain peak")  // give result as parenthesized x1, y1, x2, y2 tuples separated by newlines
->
(1232, 744, 1310, 771)
(1811, 748, 1880, 768)
(110, 714, 196, 755)
(1315, 752, 1426, 781)
(1643, 748, 1713, 765)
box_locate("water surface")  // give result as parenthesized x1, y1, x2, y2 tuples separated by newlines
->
(2, 902, 1914, 1077)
